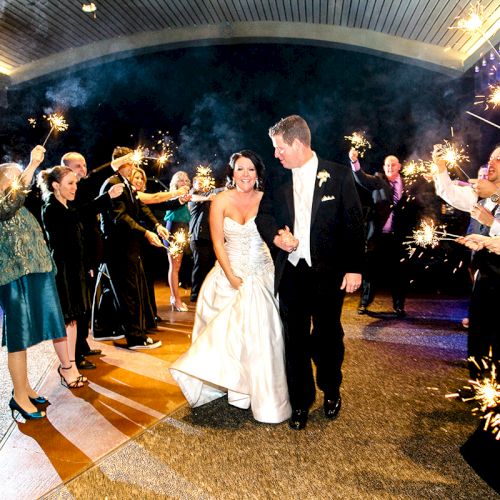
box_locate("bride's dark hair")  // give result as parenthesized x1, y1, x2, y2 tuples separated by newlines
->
(226, 150, 265, 191)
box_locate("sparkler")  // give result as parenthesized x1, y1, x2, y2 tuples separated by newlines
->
(466, 111, 500, 130)
(165, 228, 190, 257)
(344, 131, 371, 157)
(0, 170, 30, 206)
(195, 165, 216, 191)
(131, 147, 147, 166)
(433, 140, 470, 179)
(449, 2, 500, 59)
(405, 220, 461, 249)
(474, 84, 500, 110)
(401, 160, 437, 185)
(41, 113, 68, 147)
(447, 354, 500, 439)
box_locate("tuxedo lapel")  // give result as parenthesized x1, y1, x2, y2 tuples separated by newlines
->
(311, 165, 327, 224)
(283, 171, 295, 224)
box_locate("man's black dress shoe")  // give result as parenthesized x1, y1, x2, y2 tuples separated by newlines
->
(154, 315, 164, 323)
(357, 305, 368, 315)
(77, 359, 96, 370)
(85, 349, 102, 356)
(394, 308, 406, 318)
(289, 409, 308, 430)
(324, 396, 342, 420)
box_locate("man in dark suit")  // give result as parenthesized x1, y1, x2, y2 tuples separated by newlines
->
(188, 176, 222, 302)
(256, 115, 365, 430)
(349, 149, 418, 318)
(99, 147, 169, 350)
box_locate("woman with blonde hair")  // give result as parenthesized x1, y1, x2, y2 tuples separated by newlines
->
(164, 171, 192, 311)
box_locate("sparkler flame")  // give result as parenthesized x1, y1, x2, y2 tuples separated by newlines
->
(481, 84, 500, 110)
(166, 228, 190, 257)
(406, 220, 462, 249)
(132, 148, 146, 165)
(41, 113, 69, 147)
(401, 160, 436, 184)
(447, 354, 500, 439)
(344, 131, 371, 157)
(450, 2, 484, 32)
(195, 165, 216, 191)
(46, 113, 68, 132)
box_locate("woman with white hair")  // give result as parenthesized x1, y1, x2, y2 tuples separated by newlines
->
(0, 146, 83, 420)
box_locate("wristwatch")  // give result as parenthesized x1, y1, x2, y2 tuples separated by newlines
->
(491, 190, 500, 203)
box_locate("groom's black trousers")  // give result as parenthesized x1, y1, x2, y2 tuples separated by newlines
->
(278, 259, 346, 410)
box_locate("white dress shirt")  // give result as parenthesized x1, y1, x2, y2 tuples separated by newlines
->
(434, 170, 500, 236)
(289, 152, 318, 266)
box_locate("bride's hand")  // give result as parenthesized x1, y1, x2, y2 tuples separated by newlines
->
(228, 275, 243, 290)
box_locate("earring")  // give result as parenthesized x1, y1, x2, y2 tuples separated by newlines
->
(229, 179, 235, 188)
(255, 179, 260, 190)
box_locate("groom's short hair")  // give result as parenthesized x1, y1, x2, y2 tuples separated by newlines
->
(269, 115, 311, 147)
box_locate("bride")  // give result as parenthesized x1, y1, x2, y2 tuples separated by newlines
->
(170, 150, 291, 424)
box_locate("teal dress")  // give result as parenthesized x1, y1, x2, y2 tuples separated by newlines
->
(164, 204, 191, 248)
(0, 188, 66, 352)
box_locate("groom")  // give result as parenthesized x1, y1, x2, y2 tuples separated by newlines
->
(256, 115, 365, 430)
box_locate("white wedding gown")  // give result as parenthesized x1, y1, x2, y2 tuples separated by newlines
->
(170, 216, 291, 423)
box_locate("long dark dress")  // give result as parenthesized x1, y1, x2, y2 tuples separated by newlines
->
(42, 195, 91, 323)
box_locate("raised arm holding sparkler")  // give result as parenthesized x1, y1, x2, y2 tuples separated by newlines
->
(433, 144, 500, 379)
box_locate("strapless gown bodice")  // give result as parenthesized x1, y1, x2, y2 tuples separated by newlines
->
(170, 217, 291, 424)
(221, 216, 274, 278)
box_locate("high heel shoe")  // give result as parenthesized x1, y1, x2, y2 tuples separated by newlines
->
(11, 390, 48, 405)
(58, 364, 84, 389)
(9, 398, 45, 420)
(170, 297, 188, 312)
(69, 361, 88, 383)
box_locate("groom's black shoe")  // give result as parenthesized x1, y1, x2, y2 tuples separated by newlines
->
(324, 396, 342, 420)
(289, 409, 308, 430)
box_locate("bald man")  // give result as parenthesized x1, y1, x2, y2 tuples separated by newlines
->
(349, 149, 419, 318)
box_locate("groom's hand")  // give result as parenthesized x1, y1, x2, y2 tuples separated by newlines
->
(341, 273, 361, 293)
(274, 226, 299, 253)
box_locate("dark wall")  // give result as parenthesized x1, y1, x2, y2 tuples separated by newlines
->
(0, 43, 483, 180)
(1, 42, 483, 292)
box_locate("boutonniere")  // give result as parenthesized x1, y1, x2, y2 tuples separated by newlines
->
(317, 170, 330, 187)
(321, 195, 335, 202)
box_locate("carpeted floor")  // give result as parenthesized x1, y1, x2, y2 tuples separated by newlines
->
(44, 294, 499, 499)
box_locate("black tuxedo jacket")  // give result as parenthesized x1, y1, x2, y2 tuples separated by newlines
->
(99, 173, 161, 256)
(256, 158, 365, 294)
(352, 170, 418, 242)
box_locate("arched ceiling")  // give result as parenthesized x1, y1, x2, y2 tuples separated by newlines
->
(1, 0, 499, 85)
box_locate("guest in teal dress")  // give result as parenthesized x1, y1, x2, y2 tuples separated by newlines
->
(164, 171, 191, 311)
(0, 146, 84, 421)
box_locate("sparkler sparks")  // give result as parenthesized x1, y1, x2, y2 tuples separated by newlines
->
(447, 355, 500, 439)
(41, 113, 68, 147)
(449, 2, 500, 58)
(433, 140, 470, 179)
(405, 220, 461, 249)
(401, 160, 437, 185)
(475, 84, 500, 110)
(28, 117, 37, 128)
(195, 165, 216, 191)
(344, 131, 371, 157)
(165, 228, 190, 257)
(450, 1, 484, 32)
